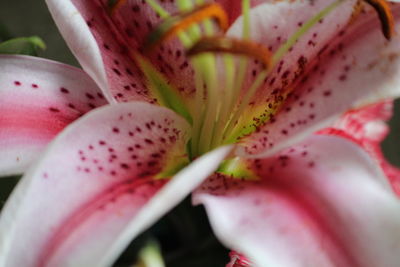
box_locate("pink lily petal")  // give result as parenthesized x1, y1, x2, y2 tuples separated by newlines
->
(0, 55, 106, 176)
(319, 100, 400, 195)
(46, 0, 199, 102)
(98, 145, 232, 267)
(194, 135, 400, 267)
(0, 102, 185, 266)
(46, 0, 256, 103)
(45, 0, 150, 103)
(218, 0, 271, 24)
(102, 0, 198, 98)
(227, 0, 356, 109)
(228, 2, 400, 157)
(0, 101, 232, 266)
(102, 0, 274, 99)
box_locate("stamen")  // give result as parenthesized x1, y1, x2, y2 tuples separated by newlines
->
(363, 0, 395, 40)
(187, 37, 272, 69)
(171, 1, 220, 157)
(214, 0, 252, 147)
(143, 3, 228, 53)
(187, 37, 272, 146)
(187, 37, 272, 152)
(217, 0, 251, 147)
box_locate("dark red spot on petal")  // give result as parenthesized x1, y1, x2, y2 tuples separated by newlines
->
(144, 139, 154, 145)
(323, 90, 332, 97)
(49, 107, 60, 113)
(60, 87, 69, 94)
(85, 93, 95, 100)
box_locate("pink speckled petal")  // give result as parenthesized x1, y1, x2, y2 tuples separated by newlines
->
(0, 55, 106, 176)
(238, 2, 400, 157)
(46, 0, 257, 103)
(218, 0, 274, 24)
(0, 102, 195, 267)
(102, 0, 198, 98)
(45, 0, 152, 103)
(99, 145, 232, 267)
(319, 100, 400, 195)
(194, 135, 400, 267)
(46, 0, 200, 102)
(226, 0, 355, 125)
(103, 0, 271, 98)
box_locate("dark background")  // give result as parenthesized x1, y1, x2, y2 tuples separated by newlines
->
(1, 1, 400, 266)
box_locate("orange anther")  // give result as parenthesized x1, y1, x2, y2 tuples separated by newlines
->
(364, 0, 395, 40)
(143, 3, 229, 52)
(187, 37, 272, 70)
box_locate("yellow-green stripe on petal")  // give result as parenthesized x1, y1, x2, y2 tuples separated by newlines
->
(134, 53, 193, 125)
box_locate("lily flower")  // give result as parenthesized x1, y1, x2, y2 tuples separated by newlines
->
(1, 0, 400, 266)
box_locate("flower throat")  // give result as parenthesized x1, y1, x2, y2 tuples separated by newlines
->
(109, 0, 394, 159)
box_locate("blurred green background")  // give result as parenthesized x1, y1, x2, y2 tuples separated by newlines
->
(0, 1, 77, 65)
(1, 1, 400, 266)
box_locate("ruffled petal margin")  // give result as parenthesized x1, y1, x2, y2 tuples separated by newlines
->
(319, 100, 400, 195)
